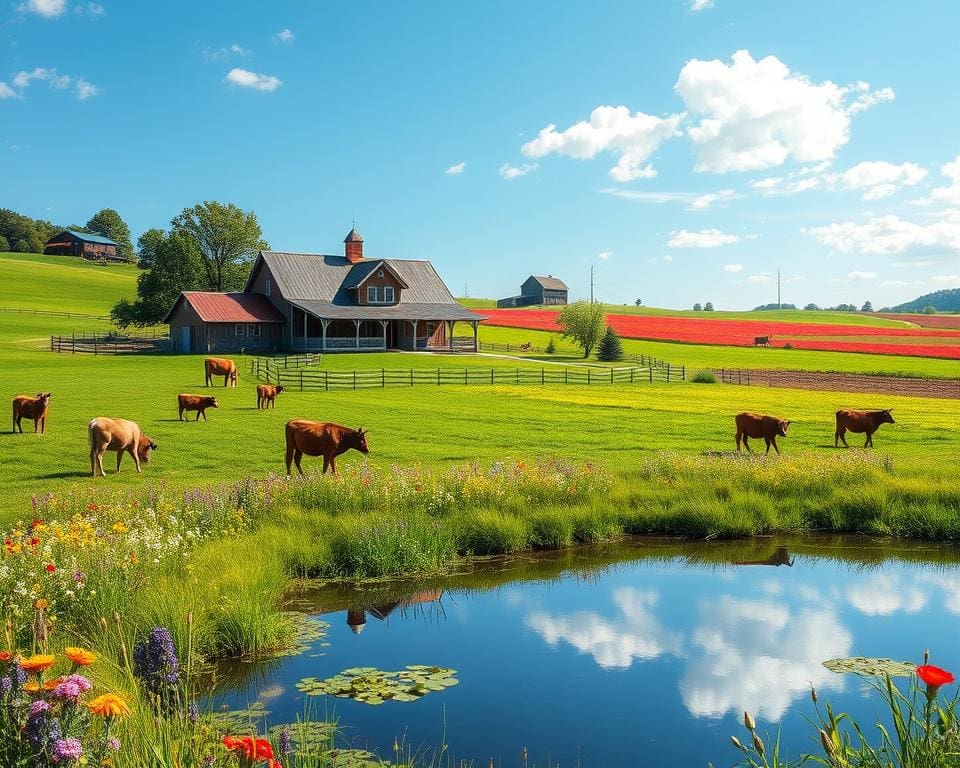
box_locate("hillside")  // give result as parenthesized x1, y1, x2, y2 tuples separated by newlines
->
(0, 251, 137, 316)
(892, 287, 960, 313)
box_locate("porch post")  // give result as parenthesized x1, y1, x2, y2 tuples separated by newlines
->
(321, 319, 329, 351)
(379, 320, 388, 350)
(302, 310, 307, 351)
(447, 320, 454, 350)
(412, 320, 418, 351)
(354, 319, 360, 349)
(472, 320, 479, 352)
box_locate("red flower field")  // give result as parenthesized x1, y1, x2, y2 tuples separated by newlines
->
(481, 309, 960, 360)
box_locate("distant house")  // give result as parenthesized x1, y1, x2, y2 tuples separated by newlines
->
(497, 275, 568, 307)
(43, 230, 123, 262)
(164, 227, 485, 353)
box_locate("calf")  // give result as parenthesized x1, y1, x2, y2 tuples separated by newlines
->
(284, 419, 368, 476)
(204, 357, 238, 388)
(256, 384, 285, 410)
(88, 417, 157, 477)
(12, 392, 51, 434)
(835, 409, 895, 448)
(178, 394, 219, 421)
(735, 412, 791, 455)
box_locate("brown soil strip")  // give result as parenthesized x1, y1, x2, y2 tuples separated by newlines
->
(713, 369, 960, 399)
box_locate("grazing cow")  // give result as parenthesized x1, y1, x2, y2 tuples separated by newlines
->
(735, 412, 791, 455)
(178, 394, 219, 422)
(256, 384, 285, 410)
(835, 409, 895, 448)
(284, 419, 368, 476)
(88, 417, 157, 477)
(204, 357, 238, 388)
(12, 392, 51, 434)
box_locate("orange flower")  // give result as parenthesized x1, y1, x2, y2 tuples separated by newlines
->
(222, 735, 274, 760)
(24, 680, 40, 693)
(65, 646, 96, 666)
(43, 676, 63, 691)
(19, 654, 56, 675)
(34, 599, 49, 611)
(88, 693, 130, 718)
(0, 651, 12, 662)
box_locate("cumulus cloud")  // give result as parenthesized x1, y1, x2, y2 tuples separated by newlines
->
(841, 161, 927, 201)
(679, 597, 851, 720)
(915, 156, 960, 208)
(525, 588, 683, 669)
(0, 82, 17, 99)
(18, 0, 66, 17)
(521, 105, 683, 182)
(722, 263, 743, 273)
(13, 68, 71, 89)
(597, 250, 612, 261)
(668, 228, 740, 248)
(74, 78, 97, 100)
(690, 0, 713, 10)
(675, 50, 893, 173)
(225, 68, 282, 92)
(499, 162, 537, 180)
(274, 28, 295, 44)
(846, 574, 927, 616)
(690, 189, 736, 209)
(445, 162, 466, 176)
(5, 68, 96, 100)
(805, 215, 960, 255)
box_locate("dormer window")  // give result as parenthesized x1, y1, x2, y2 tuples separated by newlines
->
(384, 286, 394, 303)
(367, 286, 377, 303)
(366, 285, 397, 305)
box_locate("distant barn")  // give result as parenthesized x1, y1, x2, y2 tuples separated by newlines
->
(497, 275, 568, 308)
(43, 230, 124, 262)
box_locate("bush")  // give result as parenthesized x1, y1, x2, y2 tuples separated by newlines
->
(597, 325, 623, 361)
(691, 370, 716, 384)
(545, 336, 557, 354)
(784, 342, 794, 349)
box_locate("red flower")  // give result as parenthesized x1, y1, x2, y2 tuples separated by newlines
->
(0, 651, 12, 662)
(268, 761, 283, 768)
(222, 735, 274, 760)
(917, 664, 955, 689)
(45, 564, 55, 574)
(28, 537, 39, 547)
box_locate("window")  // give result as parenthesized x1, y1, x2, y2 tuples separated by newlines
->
(384, 286, 395, 303)
(235, 324, 245, 336)
(265, 278, 271, 296)
(247, 324, 261, 336)
(367, 286, 377, 303)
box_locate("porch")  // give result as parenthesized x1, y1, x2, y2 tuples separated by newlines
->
(290, 312, 479, 352)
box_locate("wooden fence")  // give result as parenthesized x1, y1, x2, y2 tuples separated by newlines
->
(50, 331, 170, 355)
(250, 363, 685, 391)
(714, 368, 960, 399)
(478, 341, 670, 368)
(1, 306, 110, 321)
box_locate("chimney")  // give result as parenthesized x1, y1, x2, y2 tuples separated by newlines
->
(344, 227, 364, 263)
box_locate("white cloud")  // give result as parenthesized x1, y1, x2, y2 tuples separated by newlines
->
(225, 68, 282, 92)
(74, 2, 103, 16)
(74, 78, 97, 100)
(932, 274, 960, 287)
(525, 588, 683, 669)
(204, 44, 250, 61)
(18, 0, 66, 17)
(13, 68, 71, 90)
(0, 82, 17, 99)
(499, 162, 537, 180)
(675, 50, 893, 173)
(690, 189, 735, 209)
(521, 105, 683, 182)
(722, 263, 743, 273)
(445, 161, 466, 176)
(274, 28, 295, 44)
(597, 250, 612, 261)
(923, 156, 960, 208)
(846, 574, 927, 616)
(805, 214, 960, 255)
(668, 228, 740, 248)
(747, 274, 774, 284)
(847, 270, 878, 281)
(690, 0, 713, 10)
(841, 161, 927, 201)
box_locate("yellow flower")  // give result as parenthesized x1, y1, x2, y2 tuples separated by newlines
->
(112, 521, 128, 534)
(19, 654, 56, 675)
(88, 693, 130, 718)
(34, 599, 49, 610)
(65, 646, 97, 666)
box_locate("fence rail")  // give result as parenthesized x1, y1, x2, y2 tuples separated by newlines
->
(251, 363, 685, 391)
(478, 341, 670, 368)
(50, 333, 170, 355)
(1, 306, 110, 321)
(248, 354, 323, 378)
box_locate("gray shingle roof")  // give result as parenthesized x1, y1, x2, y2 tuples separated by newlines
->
(529, 275, 568, 291)
(290, 300, 483, 322)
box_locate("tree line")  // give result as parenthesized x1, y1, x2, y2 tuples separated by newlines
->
(0, 207, 133, 260)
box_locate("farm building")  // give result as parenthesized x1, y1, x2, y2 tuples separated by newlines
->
(43, 230, 124, 262)
(164, 227, 485, 353)
(497, 275, 568, 307)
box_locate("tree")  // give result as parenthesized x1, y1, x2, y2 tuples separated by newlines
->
(860, 300, 873, 312)
(634, 298, 643, 307)
(921, 305, 938, 315)
(557, 301, 606, 358)
(597, 325, 623, 361)
(86, 208, 134, 260)
(136, 228, 166, 270)
(171, 201, 267, 292)
(693, 302, 702, 311)
(704, 302, 714, 311)
(804, 303, 820, 311)
(0, 235, 9, 252)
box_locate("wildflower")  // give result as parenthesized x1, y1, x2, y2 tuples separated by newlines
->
(45, 564, 56, 574)
(278, 728, 292, 756)
(35, 598, 49, 610)
(54, 674, 92, 701)
(65, 647, 96, 667)
(916, 664, 955, 699)
(51, 736, 83, 762)
(29, 699, 51, 717)
(88, 693, 130, 718)
(107, 737, 120, 752)
(0, 651, 11, 662)
(223, 735, 275, 760)
(20, 654, 56, 675)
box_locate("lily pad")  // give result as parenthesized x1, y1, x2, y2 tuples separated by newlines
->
(295, 665, 459, 705)
(261, 614, 331, 659)
(823, 657, 917, 677)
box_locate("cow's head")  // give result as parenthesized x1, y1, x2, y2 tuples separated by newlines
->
(137, 434, 158, 463)
(879, 409, 895, 425)
(207, 397, 220, 408)
(346, 427, 369, 455)
(778, 419, 791, 437)
(276, 385, 285, 394)
(36, 392, 51, 407)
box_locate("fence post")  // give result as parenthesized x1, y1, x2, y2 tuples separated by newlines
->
(437, 368, 441, 386)
(325, 371, 329, 392)
(588, 369, 591, 385)
(541, 368, 545, 385)
(682, 365, 686, 381)
(354, 371, 357, 390)
(410, 369, 414, 386)
(610, 368, 614, 384)
(630, 368, 634, 384)
(565, 369, 568, 385)
(300, 370, 304, 392)
(649, 366, 653, 383)
(464, 368, 468, 386)
(383, 368, 386, 388)
(491, 368, 494, 385)
(667, 364, 671, 383)
(516, 368, 519, 384)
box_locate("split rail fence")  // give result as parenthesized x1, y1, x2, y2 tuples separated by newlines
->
(50, 329, 169, 355)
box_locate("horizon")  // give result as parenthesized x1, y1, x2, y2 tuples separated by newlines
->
(3, 0, 959, 310)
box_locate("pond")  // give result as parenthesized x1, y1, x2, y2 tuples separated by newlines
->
(214, 536, 960, 766)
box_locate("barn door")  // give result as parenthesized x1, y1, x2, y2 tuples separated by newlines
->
(181, 326, 191, 353)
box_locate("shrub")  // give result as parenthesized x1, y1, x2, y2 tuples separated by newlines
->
(691, 369, 716, 384)
(545, 336, 557, 354)
(597, 325, 623, 361)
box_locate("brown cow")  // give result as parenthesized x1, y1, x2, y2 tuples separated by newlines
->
(735, 412, 791, 455)
(257, 384, 285, 410)
(12, 392, 51, 434)
(88, 417, 157, 477)
(835, 409, 895, 448)
(284, 419, 368, 476)
(204, 358, 238, 388)
(178, 394, 219, 421)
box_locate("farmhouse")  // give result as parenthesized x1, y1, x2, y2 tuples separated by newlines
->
(165, 227, 485, 353)
(43, 230, 124, 262)
(497, 275, 568, 307)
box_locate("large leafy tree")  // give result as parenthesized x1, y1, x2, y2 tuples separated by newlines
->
(557, 301, 606, 358)
(135, 228, 166, 270)
(86, 208, 134, 260)
(171, 202, 267, 291)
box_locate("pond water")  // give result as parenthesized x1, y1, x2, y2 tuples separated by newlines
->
(214, 537, 960, 766)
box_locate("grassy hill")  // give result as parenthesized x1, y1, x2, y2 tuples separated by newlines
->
(892, 287, 960, 313)
(0, 251, 137, 316)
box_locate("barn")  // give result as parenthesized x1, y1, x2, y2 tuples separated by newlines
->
(43, 230, 123, 262)
(497, 275, 568, 307)
(165, 227, 485, 353)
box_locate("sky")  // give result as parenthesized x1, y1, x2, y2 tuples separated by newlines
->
(3, 0, 960, 310)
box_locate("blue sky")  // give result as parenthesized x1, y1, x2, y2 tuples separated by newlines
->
(3, 0, 959, 309)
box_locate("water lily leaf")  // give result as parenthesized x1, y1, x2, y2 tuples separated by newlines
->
(296, 666, 458, 705)
(823, 657, 917, 677)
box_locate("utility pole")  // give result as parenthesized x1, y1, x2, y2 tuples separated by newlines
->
(590, 264, 595, 304)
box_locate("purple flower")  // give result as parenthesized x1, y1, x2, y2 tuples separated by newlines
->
(188, 701, 198, 726)
(278, 727, 292, 756)
(29, 699, 51, 717)
(133, 626, 180, 712)
(51, 737, 83, 762)
(1, 677, 11, 694)
(61, 674, 92, 692)
(72, 571, 86, 585)
(53, 680, 82, 701)
(107, 737, 120, 752)
(202, 756, 216, 767)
